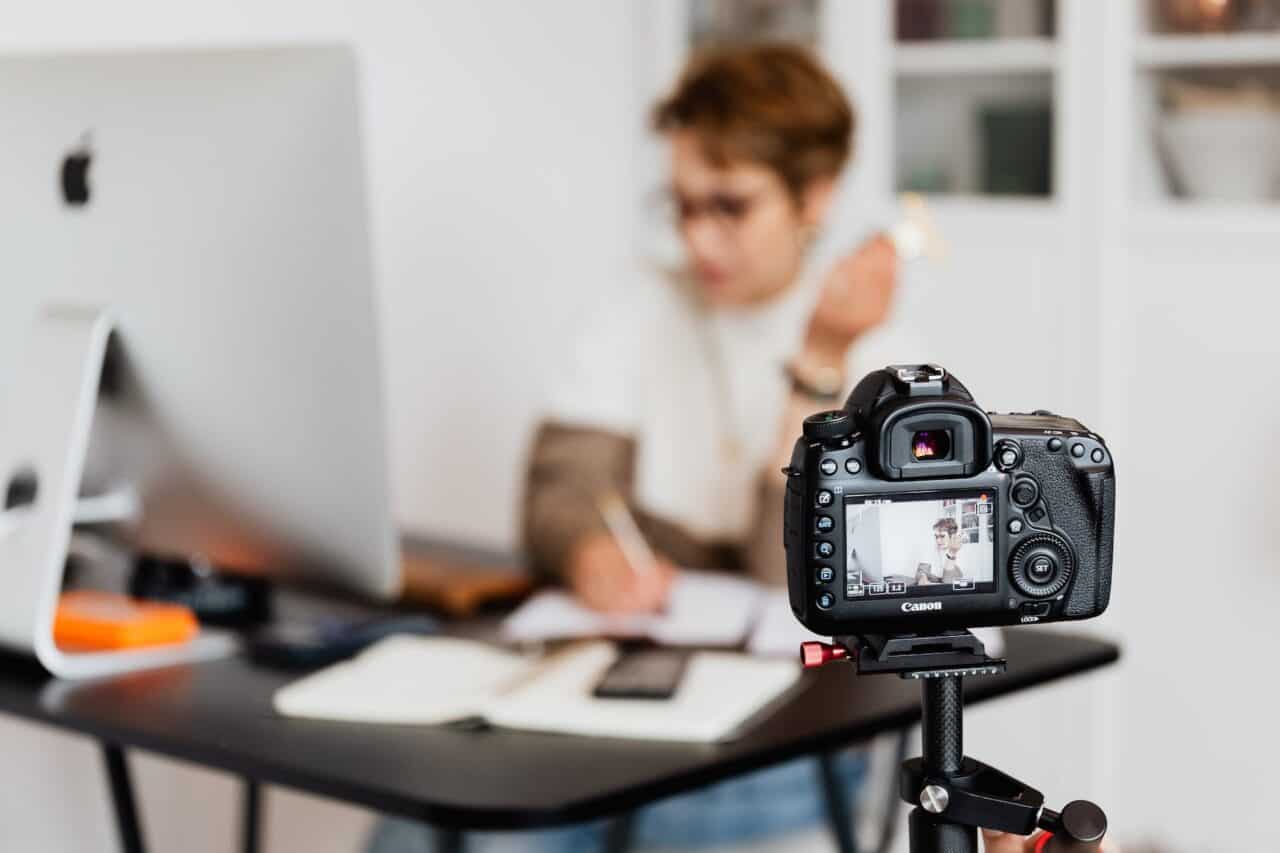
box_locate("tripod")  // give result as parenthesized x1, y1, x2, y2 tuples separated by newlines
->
(802, 631, 1108, 853)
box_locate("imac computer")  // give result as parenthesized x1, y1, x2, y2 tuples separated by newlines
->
(0, 43, 401, 646)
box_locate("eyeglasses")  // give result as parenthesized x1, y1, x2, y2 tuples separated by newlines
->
(652, 186, 774, 234)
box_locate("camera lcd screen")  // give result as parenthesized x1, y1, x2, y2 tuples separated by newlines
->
(843, 491, 997, 600)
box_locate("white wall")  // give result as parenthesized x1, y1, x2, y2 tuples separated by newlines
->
(1095, 230, 1280, 852)
(0, 1, 636, 850)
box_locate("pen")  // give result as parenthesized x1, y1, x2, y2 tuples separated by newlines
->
(595, 491, 660, 584)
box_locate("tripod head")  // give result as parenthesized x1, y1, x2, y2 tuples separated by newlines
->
(801, 631, 1108, 853)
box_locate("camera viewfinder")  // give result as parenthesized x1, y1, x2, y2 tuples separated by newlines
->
(911, 429, 951, 461)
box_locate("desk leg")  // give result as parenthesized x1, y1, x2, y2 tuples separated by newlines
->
(434, 827, 463, 853)
(817, 752, 859, 853)
(603, 812, 635, 853)
(241, 778, 261, 853)
(101, 743, 146, 853)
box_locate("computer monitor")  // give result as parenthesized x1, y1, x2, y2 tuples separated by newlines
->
(0, 46, 400, 599)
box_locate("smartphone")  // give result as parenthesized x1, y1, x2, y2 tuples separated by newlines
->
(592, 648, 689, 700)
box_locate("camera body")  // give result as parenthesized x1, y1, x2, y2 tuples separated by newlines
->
(783, 365, 1114, 636)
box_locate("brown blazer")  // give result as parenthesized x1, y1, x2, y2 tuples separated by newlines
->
(521, 420, 788, 586)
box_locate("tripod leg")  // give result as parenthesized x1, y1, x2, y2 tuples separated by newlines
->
(908, 807, 976, 853)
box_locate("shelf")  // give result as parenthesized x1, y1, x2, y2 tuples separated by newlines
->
(1135, 32, 1280, 69)
(894, 38, 1058, 76)
(899, 196, 1064, 233)
(1127, 202, 1280, 237)
(913, 195, 1060, 214)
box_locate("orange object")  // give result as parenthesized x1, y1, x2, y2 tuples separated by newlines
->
(54, 590, 199, 652)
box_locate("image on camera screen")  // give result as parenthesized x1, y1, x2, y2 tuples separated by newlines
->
(843, 491, 997, 599)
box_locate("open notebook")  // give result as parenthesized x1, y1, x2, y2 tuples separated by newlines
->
(273, 635, 802, 743)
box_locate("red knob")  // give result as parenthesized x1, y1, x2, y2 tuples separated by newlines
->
(800, 641, 848, 669)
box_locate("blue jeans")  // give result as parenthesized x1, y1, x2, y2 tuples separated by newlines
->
(366, 750, 867, 852)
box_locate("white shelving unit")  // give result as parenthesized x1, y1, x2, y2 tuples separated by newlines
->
(633, 1, 1280, 232)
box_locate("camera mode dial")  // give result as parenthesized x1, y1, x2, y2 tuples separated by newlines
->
(803, 410, 854, 442)
(1009, 532, 1074, 598)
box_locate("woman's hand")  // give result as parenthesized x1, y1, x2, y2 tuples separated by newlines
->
(982, 830, 1042, 852)
(982, 829, 1119, 852)
(566, 532, 676, 613)
(802, 234, 899, 366)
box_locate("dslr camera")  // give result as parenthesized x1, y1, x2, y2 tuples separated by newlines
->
(783, 365, 1114, 636)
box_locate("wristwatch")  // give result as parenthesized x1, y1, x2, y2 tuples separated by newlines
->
(785, 361, 843, 402)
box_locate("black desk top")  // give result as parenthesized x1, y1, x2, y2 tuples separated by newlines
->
(0, 628, 1117, 830)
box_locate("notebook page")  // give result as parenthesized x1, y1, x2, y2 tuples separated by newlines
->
(501, 570, 764, 647)
(747, 590, 828, 657)
(273, 636, 533, 725)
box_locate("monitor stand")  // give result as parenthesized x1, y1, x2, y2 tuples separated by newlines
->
(0, 305, 236, 678)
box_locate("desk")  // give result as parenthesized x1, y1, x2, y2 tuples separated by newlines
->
(0, 627, 1117, 852)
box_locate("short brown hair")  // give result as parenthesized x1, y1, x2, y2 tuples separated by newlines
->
(933, 518, 958, 535)
(652, 43, 855, 198)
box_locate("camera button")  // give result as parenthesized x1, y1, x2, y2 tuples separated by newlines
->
(816, 566, 835, 583)
(814, 541, 835, 559)
(815, 490, 834, 508)
(815, 515, 834, 534)
(845, 459, 862, 475)
(1020, 601, 1051, 618)
(994, 439, 1023, 471)
(1028, 555, 1055, 582)
(1047, 437, 1063, 452)
(1027, 506, 1047, 523)
(819, 458, 838, 475)
(1091, 448, 1105, 463)
(816, 592, 835, 610)
(1008, 519, 1024, 534)
(1011, 478, 1039, 507)
(1070, 442, 1086, 458)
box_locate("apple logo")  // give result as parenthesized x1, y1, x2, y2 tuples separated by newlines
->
(60, 133, 93, 207)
